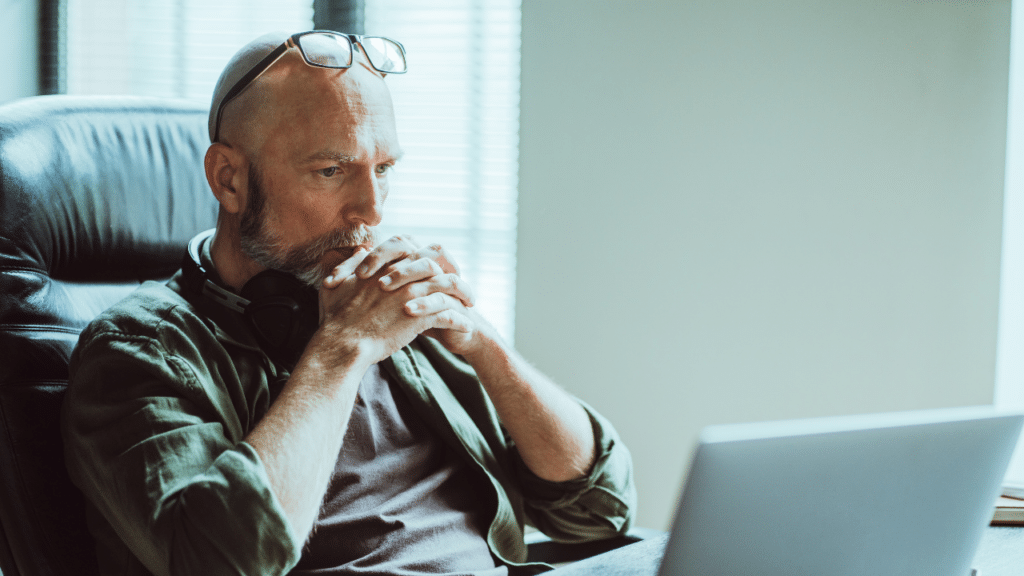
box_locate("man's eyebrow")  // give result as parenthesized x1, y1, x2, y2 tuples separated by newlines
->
(305, 150, 359, 163)
(303, 149, 405, 164)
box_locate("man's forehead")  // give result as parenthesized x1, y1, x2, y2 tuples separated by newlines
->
(263, 64, 400, 163)
(263, 49, 387, 105)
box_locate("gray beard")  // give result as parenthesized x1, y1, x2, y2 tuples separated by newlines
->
(239, 164, 375, 287)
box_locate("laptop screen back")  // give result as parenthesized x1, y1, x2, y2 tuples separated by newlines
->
(657, 407, 1023, 576)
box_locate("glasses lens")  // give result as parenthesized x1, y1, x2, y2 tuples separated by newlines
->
(362, 37, 407, 73)
(298, 33, 353, 68)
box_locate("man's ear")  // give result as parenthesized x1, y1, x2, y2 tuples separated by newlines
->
(204, 143, 247, 214)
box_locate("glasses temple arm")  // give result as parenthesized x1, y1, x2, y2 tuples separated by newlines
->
(213, 41, 292, 142)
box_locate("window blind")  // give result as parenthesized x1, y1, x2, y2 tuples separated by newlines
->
(365, 1, 522, 343)
(65, 0, 314, 100)
(62, 0, 521, 342)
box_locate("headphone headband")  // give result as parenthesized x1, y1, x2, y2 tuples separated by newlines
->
(182, 229, 250, 313)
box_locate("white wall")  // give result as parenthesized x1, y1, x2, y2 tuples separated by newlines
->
(517, 0, 1011, 530)
(0, 0, 38, 104)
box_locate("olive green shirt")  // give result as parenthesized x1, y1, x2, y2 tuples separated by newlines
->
(61, 273, 636, 576)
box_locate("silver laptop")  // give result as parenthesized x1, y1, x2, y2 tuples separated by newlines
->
(657, 406, 1023, 576)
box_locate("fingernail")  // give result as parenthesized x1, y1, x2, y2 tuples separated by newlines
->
(357, 264, 368, 276)
(407, 302, 420, 312)
(380, 276, 392, 287)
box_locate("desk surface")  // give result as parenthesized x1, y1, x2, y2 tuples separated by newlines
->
(549, 527, 1024, 575)
(973, 526, 1024, 576)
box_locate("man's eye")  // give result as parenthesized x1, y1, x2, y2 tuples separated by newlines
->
(375, 164, 392, 176)
(319, 167, 339, 177)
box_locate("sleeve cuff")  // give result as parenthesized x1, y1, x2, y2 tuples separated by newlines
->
(511, 401, 617, 508)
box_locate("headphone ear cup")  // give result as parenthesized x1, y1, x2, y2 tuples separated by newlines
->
(240, 271, 319, 367)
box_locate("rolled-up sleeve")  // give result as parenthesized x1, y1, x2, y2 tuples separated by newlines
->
(512, 401, 637, 543)
(407, 336, 638, 548)
(62, 327, 302, 576)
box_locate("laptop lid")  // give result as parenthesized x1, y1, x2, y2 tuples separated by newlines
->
(657, 406, 1023, 576)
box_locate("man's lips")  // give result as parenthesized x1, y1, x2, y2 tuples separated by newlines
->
(325, 242, 374, 265)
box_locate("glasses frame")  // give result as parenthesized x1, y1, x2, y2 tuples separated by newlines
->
(212, 30, 407, 143)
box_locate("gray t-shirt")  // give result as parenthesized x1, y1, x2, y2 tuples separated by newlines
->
(290, 364, 508, 575)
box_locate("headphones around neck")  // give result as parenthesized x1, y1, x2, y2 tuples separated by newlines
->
(181, 229, 318, 368)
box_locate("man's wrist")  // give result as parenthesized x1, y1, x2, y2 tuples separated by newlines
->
(458, 327, 506, 368)
(298, 327, 376, 380)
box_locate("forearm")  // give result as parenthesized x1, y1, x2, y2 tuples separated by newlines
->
(245, 340, 369, 541)
(461, 334, 596, 482)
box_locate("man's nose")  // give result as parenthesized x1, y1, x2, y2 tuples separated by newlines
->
(345, 168, 384, 227)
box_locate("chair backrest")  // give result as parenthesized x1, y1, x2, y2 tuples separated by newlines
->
(0, 95, 218, 576)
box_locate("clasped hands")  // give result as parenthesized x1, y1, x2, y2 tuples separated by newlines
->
(316, 235, 491, 364)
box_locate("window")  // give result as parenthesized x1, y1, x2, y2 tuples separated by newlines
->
(65, 0, 314, 100)
(365, 1, 521, 342)
(59, 1, 522, 342)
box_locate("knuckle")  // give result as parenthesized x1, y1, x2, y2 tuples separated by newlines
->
(429, 244, 459, 270)
(438, 309, 457, 325)
(426, 275, 451, 293)
(361, 251, 381, 266)
(458, 282, 475, 302)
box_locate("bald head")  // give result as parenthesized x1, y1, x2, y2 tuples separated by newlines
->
(224, 57, 391, 159)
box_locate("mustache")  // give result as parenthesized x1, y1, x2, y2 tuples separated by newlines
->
(240, 222, 377, 287)
(283, 226, 376, 266)
(278, 226, 377, 286)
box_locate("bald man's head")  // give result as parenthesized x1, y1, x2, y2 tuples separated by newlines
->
(209, 31, 393, 158)
(202, 31, 402, 290)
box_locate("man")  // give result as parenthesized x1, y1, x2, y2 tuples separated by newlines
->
(61, 31, 635, 576)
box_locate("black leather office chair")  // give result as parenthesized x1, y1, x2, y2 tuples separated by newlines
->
(0, 95, 218, 576)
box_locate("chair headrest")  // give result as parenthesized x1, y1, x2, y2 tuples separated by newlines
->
(0, 95, 218, 330)
(0, 95, 217, 280)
